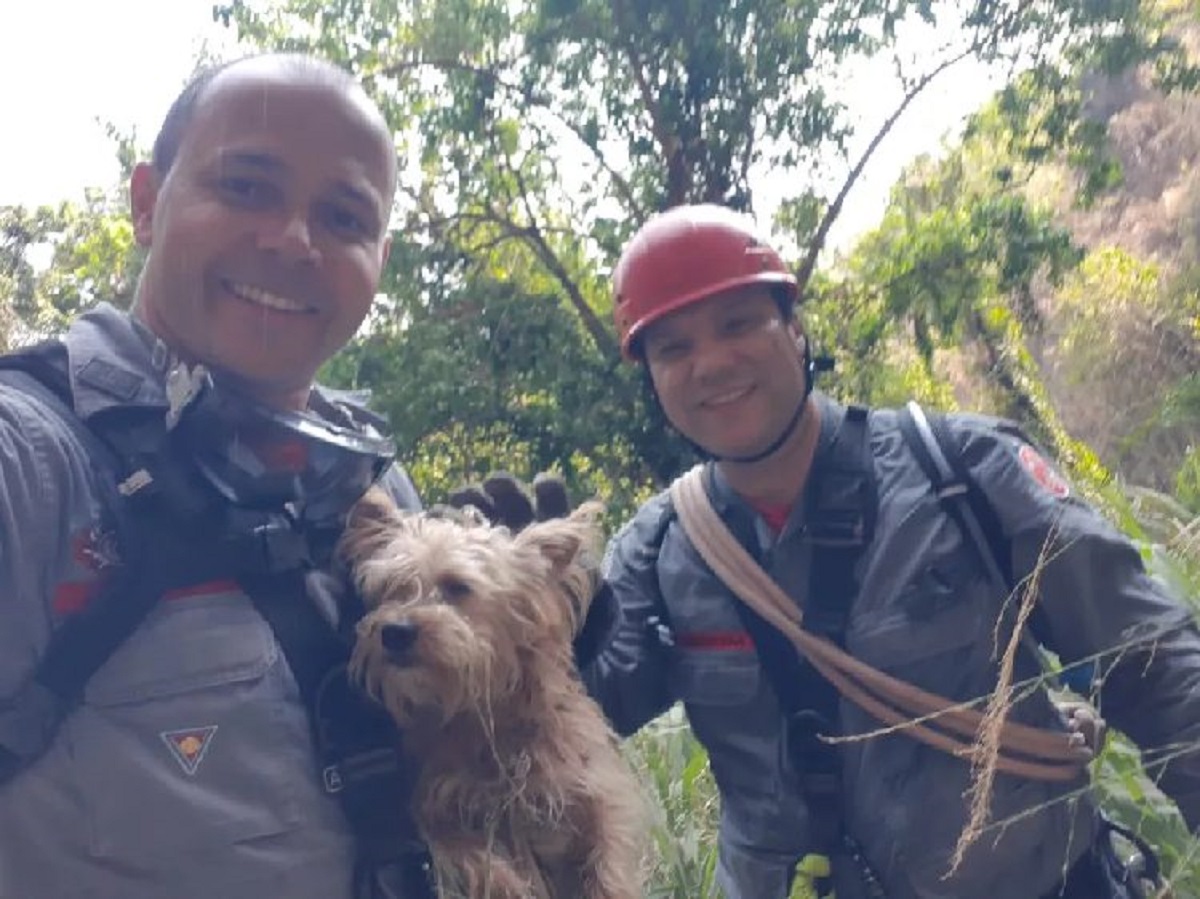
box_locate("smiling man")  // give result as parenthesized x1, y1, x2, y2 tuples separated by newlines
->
(0, 54, 429, 899)
(581, 203, 1200, 899)
(131, 53, 396, 410)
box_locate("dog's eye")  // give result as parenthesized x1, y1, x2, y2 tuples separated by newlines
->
(438, 577, 472, 602)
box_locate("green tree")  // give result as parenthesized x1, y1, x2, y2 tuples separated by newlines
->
(210, 0, 1188, 500)
(0, 189, 140, 346)
(1051, 250, 1200, 492)
(839, 152, 1092, 466)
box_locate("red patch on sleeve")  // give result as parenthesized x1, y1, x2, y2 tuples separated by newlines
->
(1017, 445, 1070, 499)
(677, 631, 755, 651)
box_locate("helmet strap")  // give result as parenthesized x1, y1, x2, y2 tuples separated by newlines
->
(645, 336, 835, 467)
(717, 394, 808, 465)
(711, 335, 831, 465)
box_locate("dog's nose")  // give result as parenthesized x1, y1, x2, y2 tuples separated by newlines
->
(380, 620, 419, 661)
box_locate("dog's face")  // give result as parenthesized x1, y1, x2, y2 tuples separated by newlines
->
(340, 488, 605, 728)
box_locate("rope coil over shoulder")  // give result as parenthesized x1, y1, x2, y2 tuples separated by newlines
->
(669, 465, 1092, 783)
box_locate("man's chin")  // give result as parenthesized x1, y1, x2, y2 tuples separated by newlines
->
(202, 358, 316, 410)
(694, 434, 774, 463)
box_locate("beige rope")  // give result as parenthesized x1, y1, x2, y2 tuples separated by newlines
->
(670, 466, 1090, 782)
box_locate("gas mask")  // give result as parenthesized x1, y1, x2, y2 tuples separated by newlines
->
(163, 362, 396, 564)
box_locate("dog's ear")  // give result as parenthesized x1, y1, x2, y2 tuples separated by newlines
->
(338, 486, 402, 570)
(347, 485, 399, 530)
(516, 501, 606, 635)
(515, 500, 605, 571)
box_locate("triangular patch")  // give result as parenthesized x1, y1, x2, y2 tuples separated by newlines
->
(160, 725, 218, 776)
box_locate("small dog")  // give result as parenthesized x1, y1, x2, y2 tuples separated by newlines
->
(339, 487, 646, 899)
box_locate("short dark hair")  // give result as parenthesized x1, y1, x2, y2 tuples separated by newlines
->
(150, 54, 360, 175)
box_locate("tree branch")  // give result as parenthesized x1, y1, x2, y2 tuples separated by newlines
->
(380, 56, 644, 219)
(500, 149, 618, 357)
(609, 0, 687, 207)
(795, 44, 978, 295)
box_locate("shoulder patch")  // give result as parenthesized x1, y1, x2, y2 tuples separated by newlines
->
(1017, 444, 1070, 499)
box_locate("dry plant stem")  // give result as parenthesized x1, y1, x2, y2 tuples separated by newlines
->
(948, 520, 1063, 875)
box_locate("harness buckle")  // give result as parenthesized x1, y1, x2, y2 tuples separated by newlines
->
(783, 709, 840, 789)
(807, 513, 867, 547)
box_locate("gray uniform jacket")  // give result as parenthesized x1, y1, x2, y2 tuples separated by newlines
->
(587, 392, 1200, 899)
(0, 304, 421, 899)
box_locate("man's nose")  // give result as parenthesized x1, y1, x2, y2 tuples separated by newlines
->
(690, 334, 739, 380)
(258, 211, 320, 265)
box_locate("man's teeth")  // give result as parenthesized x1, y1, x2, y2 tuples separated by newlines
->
(707, 387, 752, 406)
(226, 280, 310, 312)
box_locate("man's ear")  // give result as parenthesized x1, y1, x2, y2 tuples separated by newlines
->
(129, 163, 161, 248)
(789, 320, 807, 355)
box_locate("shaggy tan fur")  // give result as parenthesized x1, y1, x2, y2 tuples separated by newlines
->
(339, 487, 646, 899)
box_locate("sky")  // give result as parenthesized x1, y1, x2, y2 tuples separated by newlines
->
(0, 0, 238, 206)
(1, 0, 1005, 253)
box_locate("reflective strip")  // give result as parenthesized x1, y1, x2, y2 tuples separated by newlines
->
(676, 630, 754, 651)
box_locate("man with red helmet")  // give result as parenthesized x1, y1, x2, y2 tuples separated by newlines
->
(581, 204, 1200, 898)
(612, 203, 817, 469)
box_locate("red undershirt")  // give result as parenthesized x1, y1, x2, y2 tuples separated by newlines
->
(746, 498, 793, 535)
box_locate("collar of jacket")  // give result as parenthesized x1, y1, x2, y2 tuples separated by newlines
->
(705, 391, 847, 544)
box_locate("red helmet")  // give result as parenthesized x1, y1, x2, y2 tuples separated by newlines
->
(612, 204, 798, 359)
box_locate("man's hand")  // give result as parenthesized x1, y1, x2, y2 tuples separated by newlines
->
(445, 471, 571, 530)
(441, 471, 616, 668)
(573, 581, 617, 670)
(1058, 700, 1107, 757)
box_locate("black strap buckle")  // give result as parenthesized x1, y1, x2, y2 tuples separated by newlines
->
(646, 614, 675, 648)
(313, 668, 425, 863)
(222, 510, 311, 575)
(784, 710, 839, 781)
(807, 513, 868, 547)
(807, 471, 872, 547)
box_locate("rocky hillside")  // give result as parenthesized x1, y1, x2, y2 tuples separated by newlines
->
(1027, 50, 1200, 495)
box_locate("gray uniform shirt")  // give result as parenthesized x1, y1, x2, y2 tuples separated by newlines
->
(0, 304, 422, 899)
(587, 393, 1200, 899)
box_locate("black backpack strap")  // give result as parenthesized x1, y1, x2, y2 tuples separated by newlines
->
(0, 348, 164, 782)
(727, 404, 874, 704)
(239, 570, 434, 898)
(894, 402, 1063, 650)
(796, 404, 884, 896)
(896, 401, 1014, 591)
(720, 404, 885, 897)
